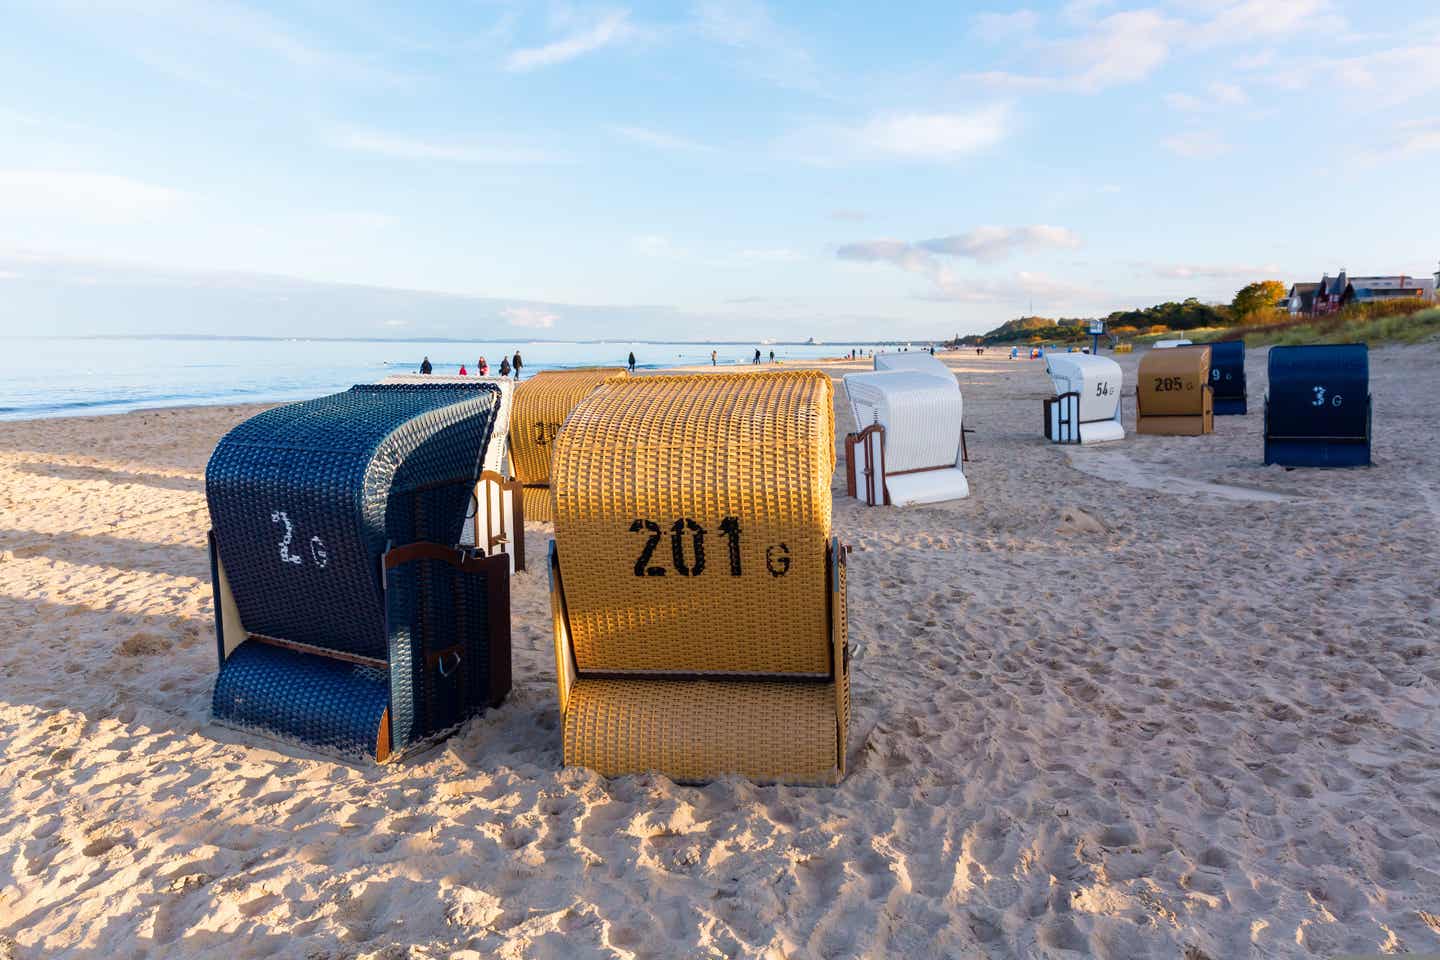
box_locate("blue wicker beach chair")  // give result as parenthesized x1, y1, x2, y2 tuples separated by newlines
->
(1264, 344, 1371, 467)
(1209, 339, 1248, 416)
(205, 383, 512, 761)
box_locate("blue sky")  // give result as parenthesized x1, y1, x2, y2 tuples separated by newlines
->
(2, 0, 1437, 340)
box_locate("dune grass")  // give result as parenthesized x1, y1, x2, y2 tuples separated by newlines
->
(1187, 306, 1440, 348)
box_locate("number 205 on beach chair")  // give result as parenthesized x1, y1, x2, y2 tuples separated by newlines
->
(547, 371, 850, 785)
(1136, 345, 1214, 436)
(205, 384, 513, 762)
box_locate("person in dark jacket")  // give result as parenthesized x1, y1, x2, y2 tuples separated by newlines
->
(420, 356, 432, 375)
(498, 357, 511, 377)
(512, 351, 523, 379)
(628, 351, 636, 373)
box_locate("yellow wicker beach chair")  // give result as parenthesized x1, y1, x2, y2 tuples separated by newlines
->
(510, 368, 628, 521)
(547, 370, 849, 784)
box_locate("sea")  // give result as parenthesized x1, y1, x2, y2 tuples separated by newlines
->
(0, 337, 892, 421)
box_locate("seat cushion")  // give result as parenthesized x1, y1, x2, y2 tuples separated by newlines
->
(885, 467, 970, 505)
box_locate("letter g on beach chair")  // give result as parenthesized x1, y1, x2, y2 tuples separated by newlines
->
(205, 384, 513, 762)
(547, 371, 849, 785)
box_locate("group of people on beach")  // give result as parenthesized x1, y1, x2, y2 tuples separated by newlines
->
(418, 351, 524, 379)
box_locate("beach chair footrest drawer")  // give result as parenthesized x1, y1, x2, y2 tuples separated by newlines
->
(563, 677, 841, 785)
(213, 641, 391, 761)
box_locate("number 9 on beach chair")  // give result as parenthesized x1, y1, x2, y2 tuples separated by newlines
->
(1043, 353, 1124, 444)
(205, 384, 513, 762)
(509, 368, 628, 522)
(547, 371, 849, 784)
(842, 370, 970, 506)
(1264, 343, 1371, 467)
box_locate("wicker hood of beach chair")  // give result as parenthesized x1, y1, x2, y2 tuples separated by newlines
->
(205, 383, 513, 762)
(1206, 340, 1248, 416)
(380, 375, 524, 570)
(547, 370, 850, 785)
(1136, 345, 1214, 436)
(509, 368, 628, 522)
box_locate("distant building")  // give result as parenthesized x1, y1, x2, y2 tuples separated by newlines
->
(1287, 282, 1319, 315)
(1340, 275, 1435, 308)
(1307, 269, 1435, 315)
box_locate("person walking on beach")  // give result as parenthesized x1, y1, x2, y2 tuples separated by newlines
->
(477, 356, 488, 375)
(753, 348, 761, 365)
(710, 350, 717, 367)
(628, 351, 637, 373)
(511, 351, 523, 380)
(769, 349, 775, 364)
(420, 356, 432, 375)
(498, 356, 511, 377)
(458, 363, 468, 375)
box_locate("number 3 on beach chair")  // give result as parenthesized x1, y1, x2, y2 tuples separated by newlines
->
(546, 371, 850, 784)
(205, 384, 513, 762)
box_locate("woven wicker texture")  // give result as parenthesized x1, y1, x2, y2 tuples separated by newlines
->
(510, 368, 627, 496)
(551, 371, 834, 676)
(206, 383, 500, 660)
(562, 678, 839, 784)
(382, 375, 514, 475)
(1137, 346, 1211, 416)
(522, 485, 556, 523)
(213, 640, 390, 760)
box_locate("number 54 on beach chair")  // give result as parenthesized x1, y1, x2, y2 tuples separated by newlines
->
(205, 384, 513, 762)
(546, 371, 850, 785)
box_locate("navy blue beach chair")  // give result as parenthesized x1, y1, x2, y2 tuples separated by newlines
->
(1209, 339, 1247, 415)
(206, 383, 512, 761)
(1264, 344, 1371, 467)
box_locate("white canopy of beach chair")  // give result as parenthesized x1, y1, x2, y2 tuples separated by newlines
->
(1043, 353, 1125, 444)
(873, 351, 954, 380)
(843, 370, 969, 505)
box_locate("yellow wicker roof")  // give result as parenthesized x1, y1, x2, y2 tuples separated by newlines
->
(552, 370, 835, 676)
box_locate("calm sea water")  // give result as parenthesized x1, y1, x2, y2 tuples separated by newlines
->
(0, 337, 888, 421)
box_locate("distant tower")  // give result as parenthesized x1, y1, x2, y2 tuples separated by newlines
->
(1434, 260, 1439, 300)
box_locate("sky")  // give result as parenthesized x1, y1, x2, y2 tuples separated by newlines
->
(2, 0, 1438, 341)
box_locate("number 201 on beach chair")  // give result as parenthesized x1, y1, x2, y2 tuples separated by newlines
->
(546, 371, 850, 785)
(205, 384, 513, 762)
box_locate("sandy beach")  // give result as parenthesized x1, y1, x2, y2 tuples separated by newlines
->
(2, 345, 1438, 959)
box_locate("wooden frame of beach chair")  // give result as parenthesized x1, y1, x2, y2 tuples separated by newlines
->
(548, 537, 849, 785)
(469, 471, 526, 572)
(1136, 345, 1215, 436)
(845, 423, 886, 506)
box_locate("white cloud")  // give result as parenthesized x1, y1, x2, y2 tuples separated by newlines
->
(631, 234, 679, 258)
(694, 0, 818, 89)
(501, 306, 558, 328)
(1160, 131, 1229, 157)
(0, 169, 181, 221)
(919, 225, 1082, 263)
(1190, 0, 1340, 46)
(504, 10, 636, 72)
(383, 318, 409, 327)
(973, 10, 1040, 43)
(332, 130, 554, 165)
(0, 270, 20, 280)
(851, 106, 1010, 160)
(1148, 262, 1281, 279)
(828, 209, 868, 222)
(1164, 81, 1248, 112)
(967, 8, 1177, 93)
(610, 125, 713, 152)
